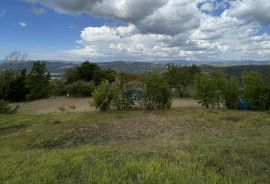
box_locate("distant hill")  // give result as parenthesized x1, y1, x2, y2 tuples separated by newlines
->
(1, 60, 269, 80)
(203, 65, 270, 82)
(0, 60, 163, 74)
(0, 61, 77, 74)
(97, 61, 163, 73)
(151, 60, 270, 66)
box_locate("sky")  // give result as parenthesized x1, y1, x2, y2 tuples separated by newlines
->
(0, 0, 270, 62)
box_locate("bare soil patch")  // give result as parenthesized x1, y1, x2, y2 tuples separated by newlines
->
(14, 97, 97, 114)
(13, 97, 201, 114)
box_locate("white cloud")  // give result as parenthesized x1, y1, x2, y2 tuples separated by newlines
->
(225, 0, 270, 25)
(23, 0, 200, 35)
(67, 25, 180, 60)
(18, 22, 27, 27)
(21, 0, 270, 61)
(200, 2, 216, 12)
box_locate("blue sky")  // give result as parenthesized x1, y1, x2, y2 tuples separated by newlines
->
(1, 0, 270, 62)
(0, 0, 122, 61)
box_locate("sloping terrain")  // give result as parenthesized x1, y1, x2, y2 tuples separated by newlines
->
(0, 108, 269, 183)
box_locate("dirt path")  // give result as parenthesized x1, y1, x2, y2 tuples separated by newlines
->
(13, 97, 201, 114)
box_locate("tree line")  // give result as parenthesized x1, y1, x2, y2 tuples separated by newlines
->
(1, 53, 270, 113)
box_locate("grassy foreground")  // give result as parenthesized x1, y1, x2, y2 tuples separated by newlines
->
(0, 108, 269, 183)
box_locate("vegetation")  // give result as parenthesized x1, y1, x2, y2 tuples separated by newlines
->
(194, 70, 270, 111)
(0, 100, 13, 114)
(224, 77, 240, 110)
(65, 61, 117, 85)
(193, 73, 226, 109)
(143, 73, 172, 110)
(25, 62, 51, 100)
(91, 80, 115, 111)
(1, 53, 270, 183)
(91, 73, 172, 111)
(242, 71, 270, 110)
(163, 64, 200, 97)
(64, 81, 95, 97)
(0, 109, 269, 183)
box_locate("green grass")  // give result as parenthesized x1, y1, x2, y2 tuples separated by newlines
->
(0, 108, 270, 183)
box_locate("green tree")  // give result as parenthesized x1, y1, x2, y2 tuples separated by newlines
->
(7, 69, 28, 102)
(193, 73, 226, 109)
(103, 68, 117, 83)
(26, 62, 50, 100)
(0, 70, 15, 100)
(143, 73, 172, 110)
(49, 79, 67, 97)
(242, 71, 263, 109)
(65, 67, 80, 83)
(65, 81, 95, 97)
(65, 61, 117, 86)
(224, 77, 240, 110)
(163, 64, 200, 97)
(242, 71, 270, 110)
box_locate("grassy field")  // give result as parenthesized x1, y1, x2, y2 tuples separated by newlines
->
(0, 108, 270, 183)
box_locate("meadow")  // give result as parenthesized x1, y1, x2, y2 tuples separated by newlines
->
(1, 105, 269, 183)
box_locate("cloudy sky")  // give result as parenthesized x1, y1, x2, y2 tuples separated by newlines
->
(0, 0, 270, 62)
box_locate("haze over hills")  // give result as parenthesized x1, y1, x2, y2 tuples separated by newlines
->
(0, 60, 270, 76)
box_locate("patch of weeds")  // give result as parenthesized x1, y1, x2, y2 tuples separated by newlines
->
(52, 120, 62, 125)
(58, 106, 66, 112)
(0, 124, 27, 135)
(223, 116, 241, 122)
(29, 127, 102, 149)
(0, 100, 20, 114)
(69, 105, 76, 110)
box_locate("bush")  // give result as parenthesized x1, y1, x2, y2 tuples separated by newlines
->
(224, 77, 240, 110)
(142, 73, 172, 110)
(111, 81, 144, 111)
(193, 73, 226, 109)
(65, 81, 95, 97)
(91, 81, 114, 111)
(0, 100, 18, 114)
(49, 79, 67, 97)
(92, 74, 172, 112)
(242, 71, 266, 110)
(256, 86, 270, 110)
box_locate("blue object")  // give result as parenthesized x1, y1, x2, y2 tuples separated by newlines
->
(239, 98, 247, 110)
(239, 98, 255, 110)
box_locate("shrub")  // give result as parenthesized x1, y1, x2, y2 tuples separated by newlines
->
(92, 74, 172, 111)
(50, 79, 67, 97)
(224, 77, 240, 110)
(242, 71, 265, 110)
(142, 73, 172, 110)
(0, 99, 18, 114)
(111, 81, 144, 111)
(65, 81, 95, 97)
(256, 86, 270, 110)
(91, 81, 114, 111)
(193, 73, 226, 109)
